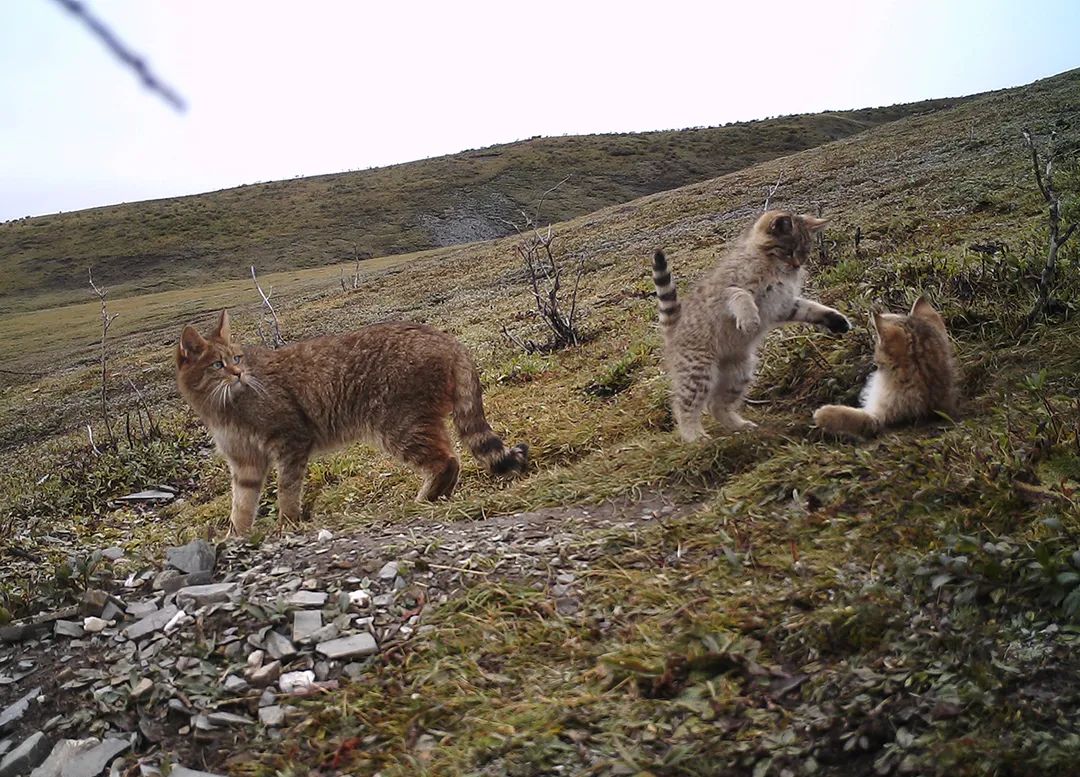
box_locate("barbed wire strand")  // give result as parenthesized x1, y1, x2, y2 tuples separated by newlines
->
(50, 0, 187, 112)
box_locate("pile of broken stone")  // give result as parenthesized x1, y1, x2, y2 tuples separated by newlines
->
(0, 530, 426, 777)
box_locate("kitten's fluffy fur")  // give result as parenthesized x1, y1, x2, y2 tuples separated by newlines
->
(176, 312, 528, 535)
(814, 297, 958, 438)
(654, 210, 851, 441)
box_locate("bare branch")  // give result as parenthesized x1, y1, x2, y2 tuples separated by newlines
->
(763, 171, 784, 211)
(50, 0, 186, 112)
(1061, 222, 1078, 246)
(251, 265, 286, 348)
(88, 268, 118, 447)
(1022, 128, 1051, 203)
(531, 175, 571, 228)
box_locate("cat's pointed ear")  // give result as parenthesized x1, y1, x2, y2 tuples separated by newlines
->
(802, 215, 829, 233)
(911, 296, 946, 331)
(213, 310, 231, 342)
(871, 310, 885, 336)
(767, 213, 793, 236)
(178, 325, 206, 365)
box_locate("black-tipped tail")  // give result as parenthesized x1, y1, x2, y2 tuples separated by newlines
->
(653, 249, 680, 330)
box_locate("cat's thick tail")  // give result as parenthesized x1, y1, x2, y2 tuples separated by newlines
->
(653, 250, 680, 333)
(813, 405, 882, 439)
(451, 354, 529, 477)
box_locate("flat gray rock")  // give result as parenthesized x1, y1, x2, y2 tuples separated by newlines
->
(315, 633, 378, 660)
(258, 705, 285, 727)
(161, 571, 213, 594)
(263, 631, 296, 660)
(53, 621, 84, 638)
(125, 600, 160, 618)
(124, 605, 179, 641)
(205, 712, 254, 727)
(33, 737, 128, 777)
(283, 591, 327, 608)
(165, 540, 216, 574)
(0, 731, 51, 777)
(0, 686, 41, 733)
(292, 611, 322, 643)
(377, 561, 399, 580)
(175, 583, 238, 607)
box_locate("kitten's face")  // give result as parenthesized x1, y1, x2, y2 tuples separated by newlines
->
(176, 311, 255, 408)
(753, 210, 827, 269)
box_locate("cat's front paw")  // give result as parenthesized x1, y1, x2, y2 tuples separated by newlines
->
(823, 311, 851, 334)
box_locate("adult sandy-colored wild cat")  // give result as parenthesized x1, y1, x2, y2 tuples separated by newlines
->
(654, 210, 851, 441)
(176, 311, 528, 535)
(814, 297, 958, 438)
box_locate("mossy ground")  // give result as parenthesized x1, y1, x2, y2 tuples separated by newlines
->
(1, 70, 1079, 775)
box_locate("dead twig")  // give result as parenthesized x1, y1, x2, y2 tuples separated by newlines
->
(251, 265, 286, 348)
(1021, 127, 1078, 326)
(502, 178, 586, 353)
(763, 171, 784, 211)
(88, 268, 118, 449)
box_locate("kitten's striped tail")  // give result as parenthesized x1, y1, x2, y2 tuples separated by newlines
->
(452, 354, 529, 477)
(653, 250, 680, 332)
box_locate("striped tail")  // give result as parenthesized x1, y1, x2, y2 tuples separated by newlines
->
(452, 353, 529, 477)
(653, 250, 680, 332)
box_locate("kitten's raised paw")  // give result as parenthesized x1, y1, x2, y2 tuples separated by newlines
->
(823, 312, 851, 334)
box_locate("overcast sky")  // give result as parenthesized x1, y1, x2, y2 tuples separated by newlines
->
(1, 0, 1077, 221)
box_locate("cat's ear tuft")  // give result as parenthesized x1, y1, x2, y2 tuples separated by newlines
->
(911, 296, 946, 331)
(178, 325, 206, 365)
(911, 296, 936, 318)
(213, 309, 231, 342)
(871, 310, 885, 335)
(768, 214, 793, 236)
(802, 215, 829, 233)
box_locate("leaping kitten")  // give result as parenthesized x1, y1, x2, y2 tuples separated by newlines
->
(176, 311, 528, 536)
(814, 297, 958, 438)
(654, 210, 851, 441)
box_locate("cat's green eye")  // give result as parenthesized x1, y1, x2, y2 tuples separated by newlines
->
(233, 354, 242, 364)
(212, 360, 224, 370)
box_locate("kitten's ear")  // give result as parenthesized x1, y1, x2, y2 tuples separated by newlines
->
(802, 215, 829, 233)
(911, 296, 947, 332)
(768, 213, 793, 236)
(213, 310, 231, 342)
(178, 325, 206, 365)
(871, 310, 885, 336)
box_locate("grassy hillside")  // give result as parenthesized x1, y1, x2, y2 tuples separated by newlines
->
(0, 97, 973, 315)
(1, 68, 1079, 776)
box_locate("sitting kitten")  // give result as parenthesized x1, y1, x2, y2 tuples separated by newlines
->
(176, 311, 528, 535)
(654, 210, 851, 441)
(814, 297, 958, 438)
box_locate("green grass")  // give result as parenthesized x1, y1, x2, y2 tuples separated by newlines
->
(2, 68, 1080, 775)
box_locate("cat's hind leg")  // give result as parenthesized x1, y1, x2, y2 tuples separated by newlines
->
(709, 357, 757, 431)
(671, 366, 711, 442)
(392, 418, 461, 501)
